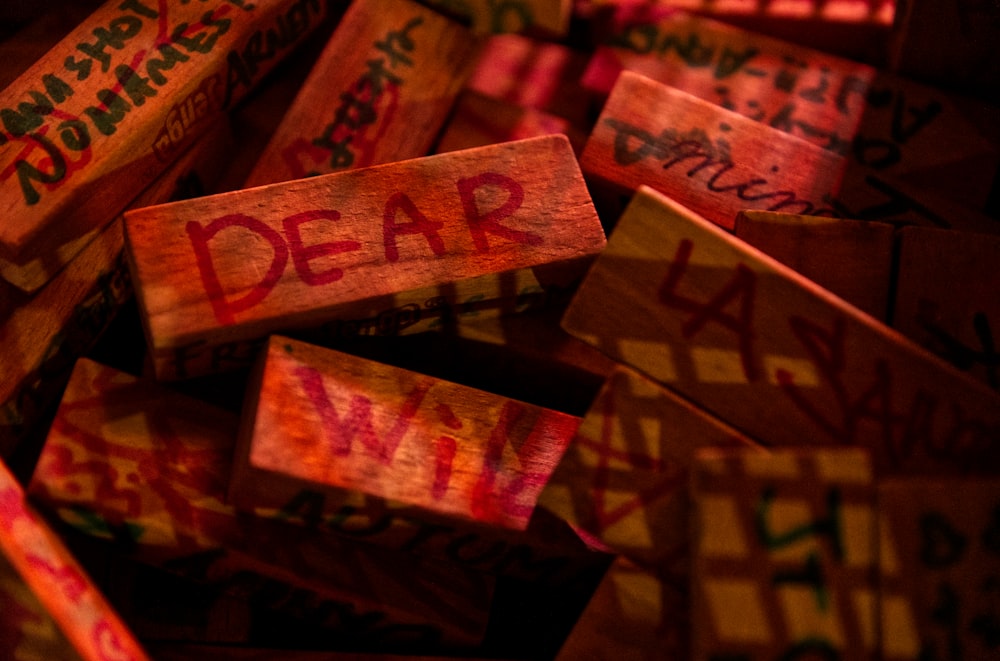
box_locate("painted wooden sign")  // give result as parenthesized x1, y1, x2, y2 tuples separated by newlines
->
(0, 0, 332, 291)
(28, 357, 494, 648)
(243, 0, 478, 187)
(232, 336, 580, 530)
(734, 210, 895, 321)
(125, 135, 605, 380)
(878, 477, 1000, 660)
(583, 10, 876, 155)
(691, 446, 877, 661)
(892, 226, 1000, 391)
(580, 71, 845, 230)
(0, 457, 150, 661)
(537, 364, 759, 657)
(562, 185, 1000, 475)
(422, 0, 571, 35)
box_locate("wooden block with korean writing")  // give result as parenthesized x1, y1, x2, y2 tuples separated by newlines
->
(877, 478, 1000, 661)
(537, 364, 760, 657)
(0, 0, 332, 291)
(562, 185, 1000, 475)
(232, 335, 581, 530)
(734, 210, 895, 321)
(892, 226, 1000, 391)
(583, 9, 876, 155)
(28, 357, 495, 648)
(581, 71, 845, 230)
(691, 446, 878, 661)
(0, 459, 150, 661)
(243, 0, 478, 187)
(423, 0, 570, 36)
(125, 135, 605, 380)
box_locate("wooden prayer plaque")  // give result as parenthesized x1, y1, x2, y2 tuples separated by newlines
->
(232, 335, 581, 530)
(562, 185, 1000, 475)
(29, 357, 494, 648)
(877, 477, 1000, 661)
(0, 0, 331, 291)
(243, 0, 478, 187)
(422, 0, 571, 36)
(580, 71, 845, 230)
(691, 446, 877, 661)
(892, 226, 1000, 391)
(125, 135, 605, 380)
(734, 210, 895, 321)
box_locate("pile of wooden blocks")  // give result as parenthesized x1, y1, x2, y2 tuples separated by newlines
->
(0, 1, 998, 659)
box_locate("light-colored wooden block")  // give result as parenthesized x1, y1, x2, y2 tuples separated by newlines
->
(243, 0, 478, 187)
(562, 185, 1000, 475)
(0, 0, 332, 291)
(582, 10, 876, 154)
(125, 135, 605, 380)
(232, 335, 580, 530)
(877, 478, 1000, 661)
(892, 226, 1000, 391)
(0, 458, 150, 661)
(691, 446, 877, 661)
(423, 0, 571, 35)
(538, 364, 759, 657)
(580, 71, 845, 230)
(734, 210, 895, 321)
(28, 357, 494, 648)
(0, 118, 232, 459)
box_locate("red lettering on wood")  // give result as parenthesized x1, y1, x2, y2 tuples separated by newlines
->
(457, 172, 539, 252)
(282, 209, 361, 286)
(382, 191, 447, 261)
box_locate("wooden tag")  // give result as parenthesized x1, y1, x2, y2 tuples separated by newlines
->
(892, 226, 1000, 391)
(691, 447, 877, 661)
(0, 550, 83, 660)
(0, 0, 332, 290)
(580, 71, 845, 230)
(877, 477, 1000, 660)
(582, 10, 876, 154)
(0, 458, 150, 661)
(243, 0, 478, 187)
(562, 185, 1000, 475)
(422, 0, 571, 36)
(125, 135, 605, 380)
(28, 357, 494, 648)
(734, 210, 895, 321)
(232, 335, 580, 530)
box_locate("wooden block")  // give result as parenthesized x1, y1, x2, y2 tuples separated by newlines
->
(28, 357, 495, 648)
(582, 10, 876, 154)
(242, 0, 478, 187)
(580, 71, 846, 230)
(877, 477, 1000, 660)
(892, 226, 1000, 391)
(691, 446, 878, 661)
(0, 118, 232, 461)
(734, 210, 895, 321)
(0, 458, 150, 661)
(537, 364, 760, 657)
(435, 90, 584, 156)
(0, 550, 82, 660)
(562, 185, 1000, 475)
(0, 0, 332, 291)
(232, 335, 580, 530)
(125, 135, 605, 380)
(423, 0, 571, 36)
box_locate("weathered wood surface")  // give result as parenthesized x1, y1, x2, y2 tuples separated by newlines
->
(232, 336, 580, 530)
(580, 71, 846, 230)
(0, 0, 332, 291)
(877, 477, 1000, 661)
(243, 0, 478, 187)
(28, 357, 495, 648)
(892, 226, 1000, 391)
(691, 446, 877, 660)
(562, 185, 1000, 475)
(0, 457, 150, 661)
(423, 0, 571, 36)
(734, 210, 895, 321)
(125, 135, 605, 380)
